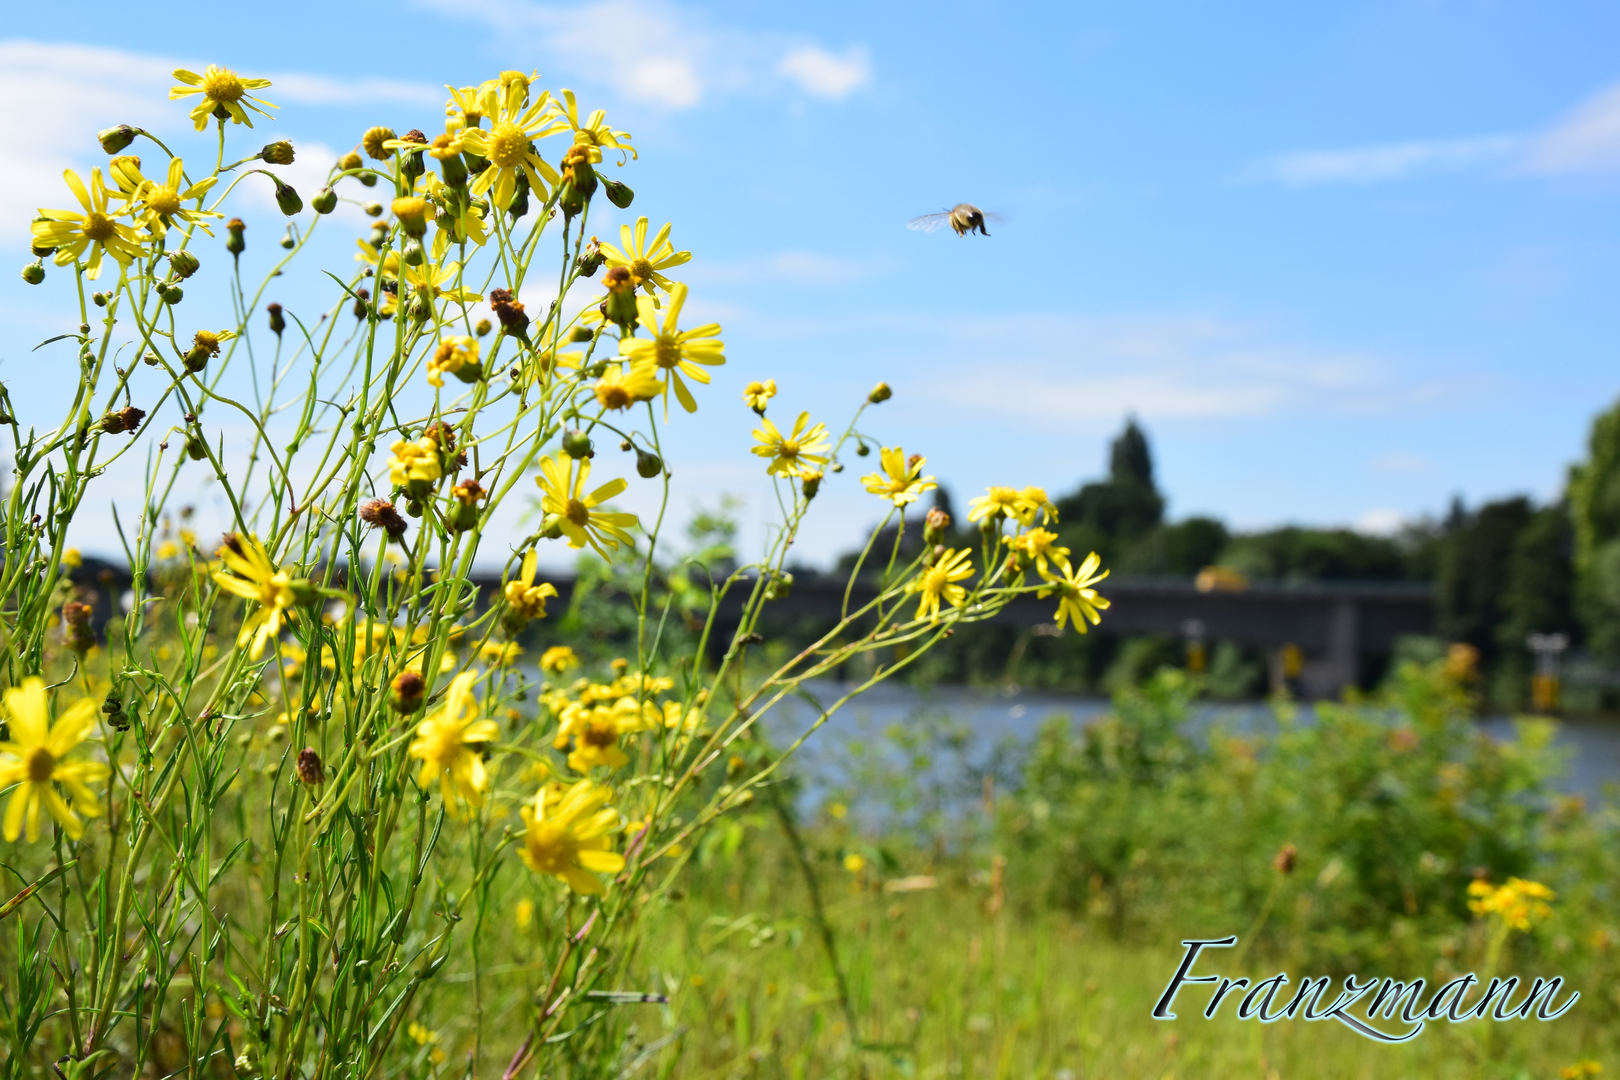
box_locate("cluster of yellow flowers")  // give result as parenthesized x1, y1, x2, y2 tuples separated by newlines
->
(1467, 876, 1555, 932)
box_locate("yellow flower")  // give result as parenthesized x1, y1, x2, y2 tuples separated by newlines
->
(1036, 552, 1110, 633)
(1560, 1060, 1603, 1079)
(1468, 877, 1556, 932)
(481, 641, 524, 666)
(388, 436, 443, 487)
(407, 671, 499, 815)
(212, 533, 298, 659)
(1005, 528, 1071, 575)
(566, 712, 631, 772)
(536, 453, 638, 558)
(751, 412, 831, 479)
(905, 549, 974, 623)
(457, 78, 562, 211)
(32, 168, 148, 280)
(597, 217, 691, 294)
(62, 548, 82, 569)
(515, 898, 534, 928)
(742, 379, 776, 414)
(380, 260, 483, 317)
(541, 645, 580, 676)
(617, 284, 724, 415)
(421, 172, 488, 258)
(843, 853, 867, 873)
(170, 65, 277, 131)
(967, 486, 1023, 524)
(593, 361, 664, 412)
(548, 90, 637, 162)
(519, 778, 626, 895)
(112, 156, 221, 237)
(505, 550, 559, 621)
(0, 678, 108, 842)
(862, 447, 937, 507)
(1016, 486, 1059, 526)
(428, 335, 479, 388)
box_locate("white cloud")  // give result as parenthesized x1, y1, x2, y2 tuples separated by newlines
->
(1369, 450, 1431, 474)
(1524, 82, 1620, 174)
(1254, 135, 1521, 185)
(692, 250, 885, 287)
(0, 39, 437, 243)
(417, 0, 869, 110)
(906, 312, 1439, 424)
(777, 46, 871, 100)
(1354, 508, 1406, 535)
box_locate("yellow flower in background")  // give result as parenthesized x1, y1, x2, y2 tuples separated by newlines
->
(598, 217, 691, 294)
(62, 548, 83, 569)
(967, 485, 1023, 524)
(593, 361, 663, 412)
(862, 447, 937, 507)
(388, 437, 443, 487)
(32, 168, 148, 280)
(515, 898, 534, 928)
(843, 853, 867, 873)
(618, 284, 724, 415)
(212, 533, 298, 659)
(1468, 877, 1555, 932)
(566, 712, 630, 772)
(428, 335, 479, 388)
(458, 77, 562, 211)
(536, 453, 638, 558)
(113, 156, 221, 237)
(1005, 528, 1071, 576)
(1037, 552, 1110, 633)
(1560, 1060, 1603, 1079)
(380, 259, 483, 316)
(1016, 486, 1059, 526)
(408, 671, 499, 815)
(170, 65, 277, 130)
(519, 778, 626, 895)
(0, 678, 109, 842)
(548, 90, 637, 162)
(751, 411, 831, 479)
(742, 379, 776, 414)
(481, 641, 523, 666)
(541, 645, 580, 676)
(506, 550, 560, 622)
(905, 548, 974, 623)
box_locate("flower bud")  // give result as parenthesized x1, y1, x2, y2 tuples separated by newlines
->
(168, 249, 200, 279)
(575, 236, 604, 277)
(765, 572, 794, 600)
(266, 302, 286, 337)
(603, 178, 634, 209)
(855, 442, 870, 457)
(92, 291, 109, 307)
(869, 382, 892, 404)
(569, 325, 595, 343)
(98, 124, 137, 154)
(474, 318, 492, 337)
(401, 237, 425, 266)
(21, 262, 43, 284)
(260, 140, 296, 166)
(363, 201, 384, 217)
(390, 670, 425, 714)
(273, 179, 302, 216)
(296, 747, 325, 784)
(359, 497, 408, 539)
(338, 150, 363, 173)
(185, 435, 208, 461)
(352, 287, 371, 319)
(158, 282, 184, 305)
(99, 412, 126, 434)
(280, 228, 296, 250)
(558, 178, 586, 220)
(1274, 843, 1297, 875)
(635, 449, 663, 478)
(359, 172, 378, 187)
(30, 240, 56, 258)
(226, 218, 246, 256)
(507, 169, 531, 219)
(311, 186, 337, 214)
(362, 126, 396, 161)
(924, 507, 950, 546)
(62, 601, 95, 655)
(561, 428, 593, 459)
(398, 130, 428, 180)
(802, 470, 823, 500)
(489, 287, 530, 342)
(601, 266, 638, 329)
(439, 150, 468, 187)
(540, 514, 565, 540)
(406, 295, 433, 323)
(289, 579, 322, 606)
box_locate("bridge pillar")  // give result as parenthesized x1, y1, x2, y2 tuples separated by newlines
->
(1299, 599, 1360, 699)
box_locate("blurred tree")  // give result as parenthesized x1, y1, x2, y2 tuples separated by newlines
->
(1055, 418, 1165, 562)
(1569, 396, 1620, 658)
(1216, 527, 1409, 582)
(1437, 497, 1533, 666)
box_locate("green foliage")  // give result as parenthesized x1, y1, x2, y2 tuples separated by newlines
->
(1570, 394, 1620, 658)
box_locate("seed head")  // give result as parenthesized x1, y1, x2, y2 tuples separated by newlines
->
(362, 126, 397, 161)
(390, 670, 425, 714)
(296, 748, 325, 784)
(359, 498, 408, 539)
(260, 140, 296, 165)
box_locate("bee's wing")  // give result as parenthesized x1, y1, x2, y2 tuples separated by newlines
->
(982, 211, 1008, 226)
(906, 212, 953, 233)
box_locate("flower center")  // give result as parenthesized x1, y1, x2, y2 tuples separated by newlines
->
(653, 338, 681, 369)
(147, 186, 182, 217)
(583, 719, 617, 749)
(203, 68, 247, 104)
(597, 385, 631, 409)
(81, 212, 117, 243)
(26, 747, 55, 784)
(526, 821, 576, 873)
(565, 499, 591, 526)
(988, 486, 1018, 505)
(778, 443, 800, 461)
(629, 258, 656, 284)
(486, 122, 529, 169)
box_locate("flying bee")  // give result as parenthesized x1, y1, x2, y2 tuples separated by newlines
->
(906, 203, 1000, 237)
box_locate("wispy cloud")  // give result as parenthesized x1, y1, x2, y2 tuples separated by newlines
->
(0, 40, 437, 242)
(416, 0, 872, 110)
(1369, 451, 1432, 475)
(691, 250, 887, 288)
(1251, 78, 1620, 186)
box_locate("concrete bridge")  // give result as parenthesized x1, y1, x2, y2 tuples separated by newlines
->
(70, 559, 1435, 700)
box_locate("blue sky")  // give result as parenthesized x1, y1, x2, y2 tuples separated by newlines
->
(2, 0, 1618, 566)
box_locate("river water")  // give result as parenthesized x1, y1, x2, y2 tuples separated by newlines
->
(758, 683, 1620, 808)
